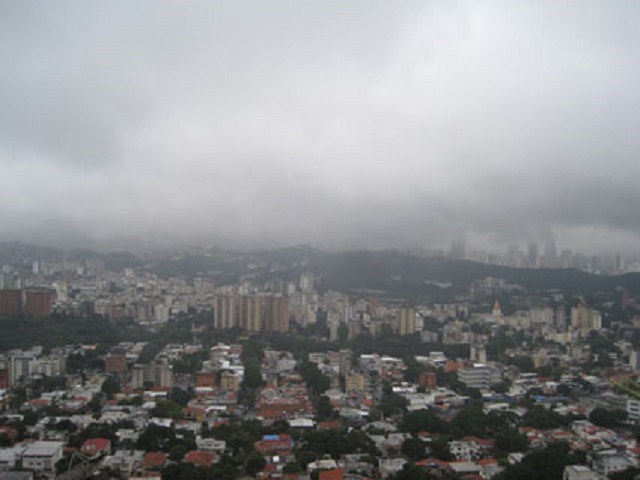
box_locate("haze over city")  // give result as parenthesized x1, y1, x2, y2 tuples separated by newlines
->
(2, 1, 640, 253)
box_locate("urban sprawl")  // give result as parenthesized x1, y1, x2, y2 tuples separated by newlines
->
(0, 247, 639, 480)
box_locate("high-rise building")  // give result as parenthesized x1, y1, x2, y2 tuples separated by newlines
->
(196, 372, 216, 388)
(220, 370, 239, 391)
(544, 235, 557, 260)
(131, 360, 173, 389)
(457, 364, 500, 390)
(0, 368, 9, 389)
(396, 307, 415, 336)
(0, 289, 22, 316)
(24, 290, 55, 318)
(154, 360, 174, 389)
(214, 294, 238, 330)
(239, 295, 262, 332)
(105, 352, 127, 375)
(9, 353, 36, 385)
(418, 371, 437, 389)
(345, 372, 365, 393)
(470, 344, 487, 364)
(262, 295, 289, 333)
(571, 305, 602, 334)
(527, 242, 539, 267)
(299, 272, 314, 292)
(215, 293, 289, 333)
(131, 364, 146, 389)
(450, 239, 466, 260)
(492, 301, 504, 325)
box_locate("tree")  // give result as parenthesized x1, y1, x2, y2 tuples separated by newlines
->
(162, 463, 213, 480)
(169, 387, 192, 407)
(136, 425, 176, 452)
(429, 437, 453, 461)
(394, 463, 432, 480)
(337, 323, 349, 343)
(54, 419, 78, 434)
(522, 406, 567, 430)
(556, 383, 573, 398)
(499, 443, 580, 480)
(493, 381, 511, 394)
(399, 409, 448, 435)
(589, 407, 626, 429)
(150, 400, 184, 419)
(171, 352, 204, 374)
(244, 451, 267, 476)
(611, 467, 640, 480)
(402, 437, 428, 461)
(450, 405, 487, 438)
(316, 395, 336, 421)
(242, 358, 264, 390)
(101, 377, 121, 399)
(227, 429, 257, 456)
(378, 391, 409, 418)
(118, 396, 143, 407)
(495, 430, 528, 454)
(299, 361, 330, 396)
(404, 356, 425, 383)
(486, 410, 521, 434)
(344, 430, 379, 456)
(512, 356, 535, 372)
(283, 462, 304, 474)
(300, 430, 350, 459)
(296, 450, 320, 468)
(168, 444, 188, 462)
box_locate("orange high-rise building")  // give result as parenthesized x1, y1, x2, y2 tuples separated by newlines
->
(24, 290, 55, 318)
(0, 290, 22, 316)
(104, 352, 127, 375)
(418, 371, 437, 389)
(0, 368, 9, 389)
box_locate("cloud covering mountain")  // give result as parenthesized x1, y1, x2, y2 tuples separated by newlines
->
(1, 1, 639, 252)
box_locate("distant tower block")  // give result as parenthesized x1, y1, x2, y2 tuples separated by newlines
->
(450, 239, 466, 260)
(470, 344, 487, 363)
(299, 272, 314, 292)
(492, 301, 504, 325)
(527, 242, 539, 267)
(396, 307, 416, 335)
(477, 347, 487, 364)
(419, 371, 437, 389)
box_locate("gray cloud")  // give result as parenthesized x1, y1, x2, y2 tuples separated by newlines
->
(1, 1, 640, 254)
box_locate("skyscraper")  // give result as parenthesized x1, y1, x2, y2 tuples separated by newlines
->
(214, 294, 238, 330)
(0, 289, 22, 316)
(24, 290, 55, 318)
(239, 295, 262, 332)
(527, 242, 539, 267)
(214, 293, 289, 333)
(262, 295, 289, 333)
(396, 307, 415, 335)
(450, 239, 466, 260)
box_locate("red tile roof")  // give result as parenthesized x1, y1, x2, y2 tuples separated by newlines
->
(319, 469, 344, 480)
(319, 420, 343, 431)
(184, 450, 217, 467)
(142, 452, 168, 468)
(80, 438, 111, 456)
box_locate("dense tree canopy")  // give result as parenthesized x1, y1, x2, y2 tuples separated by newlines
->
(497, 443, 583, 480)
(399, 409, 447, 435)
(589, 407, 627, 429)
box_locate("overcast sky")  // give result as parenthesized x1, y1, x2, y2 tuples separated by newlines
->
(1, 1, 640, 253)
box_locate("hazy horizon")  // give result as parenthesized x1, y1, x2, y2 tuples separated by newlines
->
(2, 1, 640, 254)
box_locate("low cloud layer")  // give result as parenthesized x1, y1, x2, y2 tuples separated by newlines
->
(1, 1, 640, 253)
